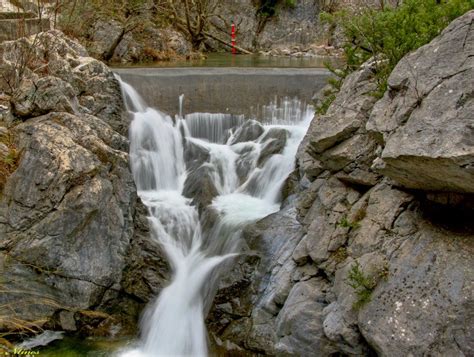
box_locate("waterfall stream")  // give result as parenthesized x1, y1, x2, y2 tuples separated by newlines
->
(117, 76, 314, 357)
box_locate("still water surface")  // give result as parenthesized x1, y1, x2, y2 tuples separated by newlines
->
(114, 52, 341, 68)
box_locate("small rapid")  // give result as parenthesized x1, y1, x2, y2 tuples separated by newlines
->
(117, 75, 313, 357)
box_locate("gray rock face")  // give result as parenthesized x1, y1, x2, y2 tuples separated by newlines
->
(367, 12, 474, 193)
(0, 31, 166, 336)
(207, 0, 329, 52)
(209, 12, 474, 357)
(254, 0, 322, 50)
(1, 31, 126, 134)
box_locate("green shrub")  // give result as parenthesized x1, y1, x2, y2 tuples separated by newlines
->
(318, 0, 474, 114)
(346, 262, 376, 309)
(346, 261, 389, 309)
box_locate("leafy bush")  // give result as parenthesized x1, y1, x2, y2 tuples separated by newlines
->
(318, 0, 474, 113)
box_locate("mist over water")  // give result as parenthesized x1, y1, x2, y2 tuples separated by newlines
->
(117, 75, 313, 357)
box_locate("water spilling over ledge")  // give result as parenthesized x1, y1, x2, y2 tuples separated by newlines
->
(116, 75, 313, 356)
(114, 67, 329, 119)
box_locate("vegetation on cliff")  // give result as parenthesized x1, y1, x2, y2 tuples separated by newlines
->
(317, 0, 474, 113)
(56, 0, 252, 62)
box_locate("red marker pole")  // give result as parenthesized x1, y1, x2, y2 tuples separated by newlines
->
(231, 23, 236, 55)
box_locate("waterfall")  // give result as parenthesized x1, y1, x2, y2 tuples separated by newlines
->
(185, 113, 244, 144)
(117, 75, 313, 357)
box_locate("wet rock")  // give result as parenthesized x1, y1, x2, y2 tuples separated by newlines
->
(257, 127, 288, 166)
(230, 119, 264, 144)
(120, 200, 169, 302)
(184, 139, 210, 171)
(234, 143, 259, 184)
(183, 165, 219, 211)
(208, 202, 308, 353)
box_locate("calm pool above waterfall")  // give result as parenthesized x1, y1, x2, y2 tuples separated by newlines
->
(113, 52, 340, 69)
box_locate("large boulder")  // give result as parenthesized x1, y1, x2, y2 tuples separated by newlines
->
(0, 30, 126, 134)
(367, 11, 474, 193)
(299, 58, 381, 187)
(0, 31, 166, 336)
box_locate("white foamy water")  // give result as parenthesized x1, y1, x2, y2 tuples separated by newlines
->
(117, 76, 313, 357)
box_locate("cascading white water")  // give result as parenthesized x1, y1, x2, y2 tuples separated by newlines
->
(117, 76, 313, 357)
(184, 113, 245, 144)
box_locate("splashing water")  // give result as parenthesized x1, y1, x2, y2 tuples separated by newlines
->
(117, 75, 313, 357)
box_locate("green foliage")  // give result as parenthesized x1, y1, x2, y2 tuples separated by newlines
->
(346, 262, 376, 309)
(337, 215, 360, 229)
(318, 0, 474, 114)
(58, 0, 152, 40)
(346, 261, 389, 309)
(315, 61, 347, 114)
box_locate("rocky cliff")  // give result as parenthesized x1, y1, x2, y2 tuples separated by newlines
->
(0, 31, 166, 337)
(208, 11, 474, 356)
